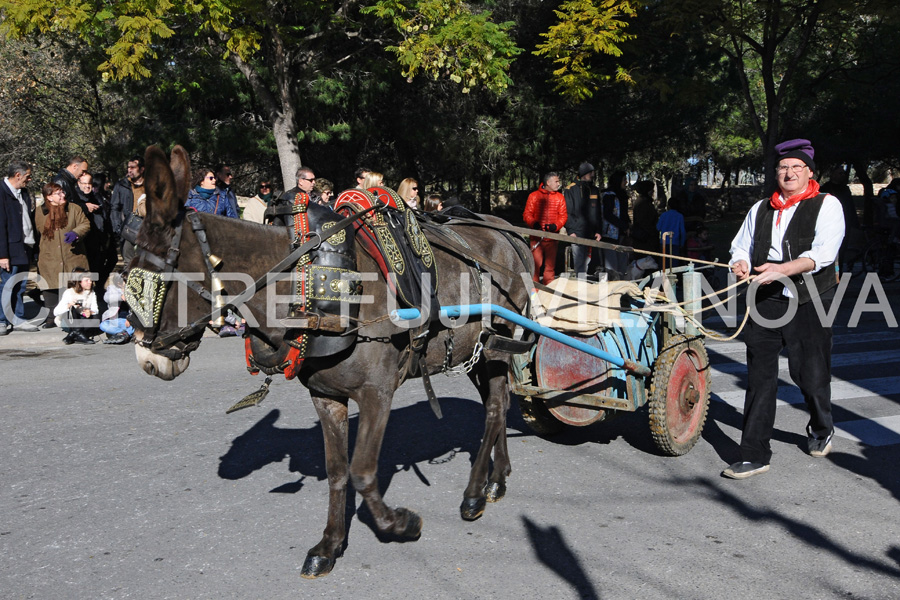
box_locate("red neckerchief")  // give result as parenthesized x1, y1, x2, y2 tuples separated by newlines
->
(770, 179, 820, 225)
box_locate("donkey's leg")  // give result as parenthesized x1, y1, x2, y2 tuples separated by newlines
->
(301, 395, 350, 579)
(460, 356, 513, 520)
(349, 386, 423, 540)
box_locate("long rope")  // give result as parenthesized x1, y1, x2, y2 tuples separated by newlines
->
(639, 274, 760, 341)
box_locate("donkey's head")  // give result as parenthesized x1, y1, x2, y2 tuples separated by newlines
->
(128, 145, 207, 380)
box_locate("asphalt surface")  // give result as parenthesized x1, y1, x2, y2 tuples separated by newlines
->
(2, 278, 900, 600)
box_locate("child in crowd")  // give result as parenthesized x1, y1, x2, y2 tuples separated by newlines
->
(53, 268, 99, 345)
(656, 199, 686, 265)
(686, 226, 714, 262)
(100, 272, 134, 345)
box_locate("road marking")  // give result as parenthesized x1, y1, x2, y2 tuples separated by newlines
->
(709, 348, 900, 376)
(712, 376, 900, 447)
(705, 330, 899, 356)
(712, 375, 900, 409)
(835, 416, 900, 447)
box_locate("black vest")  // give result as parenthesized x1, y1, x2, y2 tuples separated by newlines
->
(750, 194, 838, 304)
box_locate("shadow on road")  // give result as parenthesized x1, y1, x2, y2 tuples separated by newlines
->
(522, 516, 601, 600)
(702, 477, 900, 579)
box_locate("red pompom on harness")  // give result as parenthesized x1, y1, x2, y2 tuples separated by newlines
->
(244, 191, 312, 380)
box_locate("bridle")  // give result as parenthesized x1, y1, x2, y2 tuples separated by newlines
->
(126, 206, 378, 361)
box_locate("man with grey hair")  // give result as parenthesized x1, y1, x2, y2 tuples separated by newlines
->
(723, 138, 845, 480)
(266, 166, 317, 226)
(0, 160, 37, 334)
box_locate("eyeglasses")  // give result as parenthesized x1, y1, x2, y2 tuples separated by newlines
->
(301, 177, 316, 182)
(777, 164, 807, 174)
(411, 187, 418, 191)
(205, 175, 216, 180)
(259, 184, 271, 189)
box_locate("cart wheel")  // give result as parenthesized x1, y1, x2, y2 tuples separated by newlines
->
(649, 334, 711, 456)
(517, 395, 564, 436)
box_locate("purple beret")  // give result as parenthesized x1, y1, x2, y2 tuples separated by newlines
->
(775, 138, 816, 171)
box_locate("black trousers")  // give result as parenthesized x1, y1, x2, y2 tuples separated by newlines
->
(740, 289, 835, 464)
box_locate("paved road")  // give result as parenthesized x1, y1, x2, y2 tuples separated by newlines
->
(2, 275, 899, 599)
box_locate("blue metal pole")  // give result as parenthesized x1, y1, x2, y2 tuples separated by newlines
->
(391, 304, 652, 378)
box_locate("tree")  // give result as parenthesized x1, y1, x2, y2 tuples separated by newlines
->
(1, 0, 523, 187)
(656, 0, 900, 186)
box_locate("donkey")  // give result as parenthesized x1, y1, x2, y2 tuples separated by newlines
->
(129, 146, 534, 578)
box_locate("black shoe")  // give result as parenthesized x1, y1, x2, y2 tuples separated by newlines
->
(41, 321, 57, 329)
(103, 332, 131, 345)
(71, 330, 95, 345)
(63, 332, 75, 345)
(722, 462, 770, 479)
(808, 432, 834, 457)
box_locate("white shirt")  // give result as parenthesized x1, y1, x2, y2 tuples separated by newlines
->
(730, 194, 845, 296)
(4, 177, 35, 245)
(53, 288, 100, 326)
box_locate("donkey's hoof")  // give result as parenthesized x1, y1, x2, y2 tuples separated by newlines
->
(301, 554, 335, 579)
(399, 509, 424, 539)
(460, 496, 486, 521)
(485, 481, 507, 503)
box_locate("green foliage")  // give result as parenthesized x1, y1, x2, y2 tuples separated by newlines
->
(0, 0, 176, 80)
(363, 0, 521, 94)
(532, 0, 638, 101)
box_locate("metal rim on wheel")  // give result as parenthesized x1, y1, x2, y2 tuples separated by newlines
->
(649, 334, 711, 456)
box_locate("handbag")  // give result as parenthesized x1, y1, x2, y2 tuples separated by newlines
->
(121, 212, 144, 244)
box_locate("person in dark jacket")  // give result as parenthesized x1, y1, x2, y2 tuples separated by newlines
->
(819, 167, 860, 273)
(109, 155, 146, 264)
(564, 162, 602, 275)
(671, 176, 708, 231)
(77, 172, 117, 304)
(1, 160, 37, 334)
(266, 167, 317, 226)
(215, 164, 240, 218)
(52, 156, 91, 221)
(599, 170, 631, 278)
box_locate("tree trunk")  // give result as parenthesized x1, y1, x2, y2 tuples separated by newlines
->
(273, 110, 302, 190)
(226, 34, 302, 191)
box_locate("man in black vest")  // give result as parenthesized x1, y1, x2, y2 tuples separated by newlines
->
(723, 139, 845, 479)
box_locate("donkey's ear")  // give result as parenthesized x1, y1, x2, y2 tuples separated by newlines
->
(170, 145, 191, 203)
(144, 145, 182, 227)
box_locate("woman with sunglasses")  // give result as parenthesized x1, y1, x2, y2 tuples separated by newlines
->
(185, 168, 239, 218)
(397, 178, 419, 210)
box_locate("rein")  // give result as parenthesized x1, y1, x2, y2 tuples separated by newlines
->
(131, 205, 379, 358)
(422, 211, 733, 270)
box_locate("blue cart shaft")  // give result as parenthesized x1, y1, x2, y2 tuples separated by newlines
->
(391, 304, 652, 378)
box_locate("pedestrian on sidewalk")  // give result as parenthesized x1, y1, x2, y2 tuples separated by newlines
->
(1, 160, 37, 334)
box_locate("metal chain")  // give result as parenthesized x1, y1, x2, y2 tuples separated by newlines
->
(429, 447, 460, 465)
(443, 334, 485, 378)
